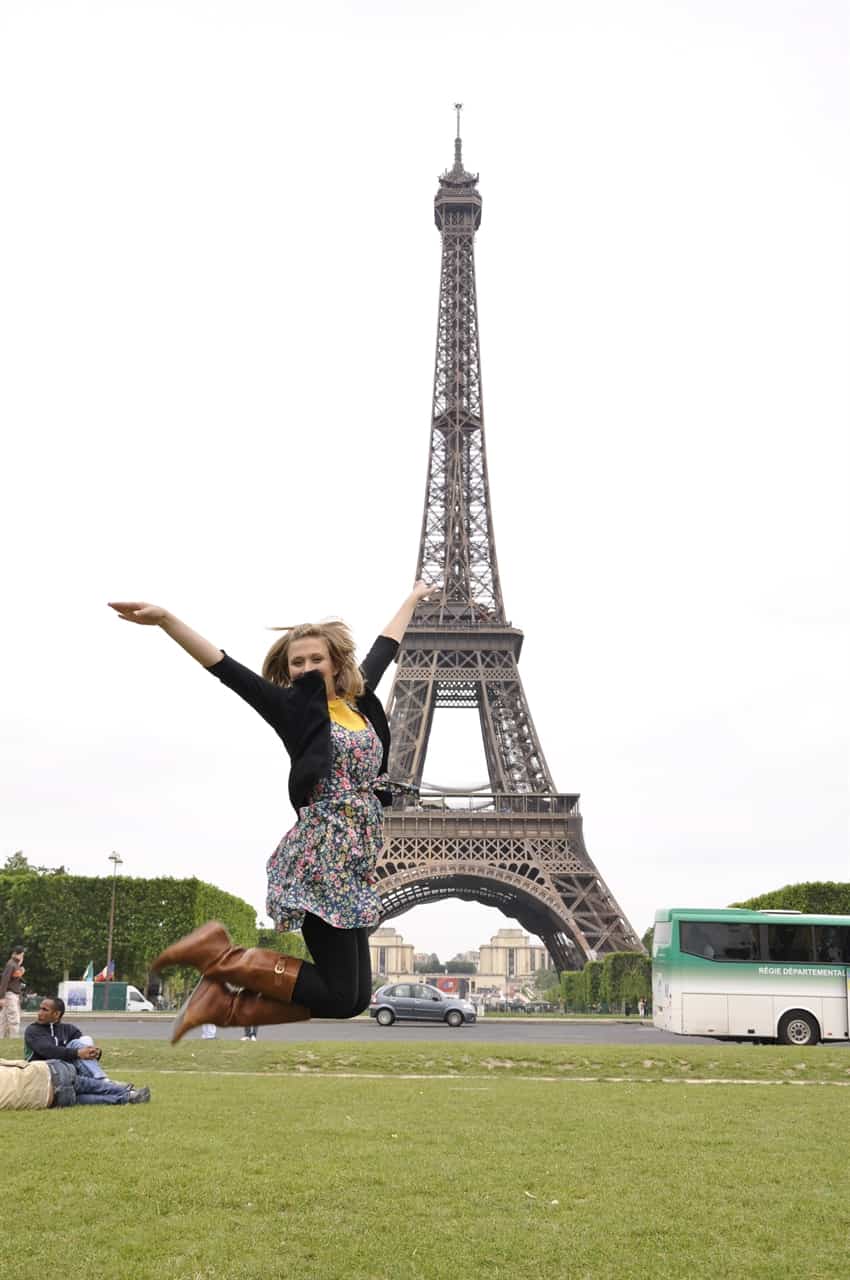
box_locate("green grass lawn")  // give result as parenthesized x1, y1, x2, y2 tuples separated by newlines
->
(48, 1035, 850, 1083)
(4, 1040, 849, 1280)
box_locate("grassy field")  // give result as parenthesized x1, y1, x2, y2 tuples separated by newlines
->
(42, 1034, 850, 1082)
(4, 1040, 848, 1280)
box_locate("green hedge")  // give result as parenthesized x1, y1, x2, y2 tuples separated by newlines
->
(0, 872, 257, 992)
(584, 959, 604, 1008)
(560, 970, 583, 1010)
(601, 951, 652, 1012)
(561, 951, 651, 1013)
(257, 927, 311, 962)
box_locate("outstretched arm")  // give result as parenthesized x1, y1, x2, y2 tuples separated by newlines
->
(108, 603, 223, 669)
(109, 601, 296, 736)
(360, 581, 436, 689)
(379, 580, 434, 643)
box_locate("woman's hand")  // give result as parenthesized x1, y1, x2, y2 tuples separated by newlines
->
(108, 602, 223, 667)
(108, 602, 170, 626)
(380, 581, 440, 643)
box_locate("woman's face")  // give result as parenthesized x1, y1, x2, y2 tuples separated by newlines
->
(287, 635, 338, 699)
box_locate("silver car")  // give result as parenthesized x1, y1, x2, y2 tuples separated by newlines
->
(369, 982, 477, 1028)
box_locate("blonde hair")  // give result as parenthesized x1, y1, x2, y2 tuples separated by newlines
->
(262, 620, 365, 701)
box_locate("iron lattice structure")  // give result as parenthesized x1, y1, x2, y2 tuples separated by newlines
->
(376, 119, 642, 969)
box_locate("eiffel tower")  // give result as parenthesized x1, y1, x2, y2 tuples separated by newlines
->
(375, 110, 642, 969)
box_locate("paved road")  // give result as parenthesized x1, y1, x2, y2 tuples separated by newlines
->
(20, 1014, 721, 1046)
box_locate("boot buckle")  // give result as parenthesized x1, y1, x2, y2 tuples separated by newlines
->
(274, 960, 287, 975)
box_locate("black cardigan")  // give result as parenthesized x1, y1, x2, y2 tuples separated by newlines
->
(25, 1019, 86, 1062)
(207, 634, 399, 811)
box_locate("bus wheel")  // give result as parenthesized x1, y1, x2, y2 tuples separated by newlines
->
(778, 1011, 819, 1047)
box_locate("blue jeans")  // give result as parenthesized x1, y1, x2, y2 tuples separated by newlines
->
(46, 1059, 79, 1108)
(73, 1073, 130, 1105)
(65, 1036, 107, 1079)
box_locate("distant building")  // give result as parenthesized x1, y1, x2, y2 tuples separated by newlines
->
(372, 925, 551, 997)
(369, 927, 414, 983)
(476, 928, 553, 997)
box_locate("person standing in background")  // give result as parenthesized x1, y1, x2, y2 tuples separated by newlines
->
(0, 946, 26, 1038)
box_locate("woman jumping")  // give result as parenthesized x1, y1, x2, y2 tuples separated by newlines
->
(108, 582, 432, 1042)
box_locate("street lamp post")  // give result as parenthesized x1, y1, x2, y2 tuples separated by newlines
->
(106, 851, 124, 982)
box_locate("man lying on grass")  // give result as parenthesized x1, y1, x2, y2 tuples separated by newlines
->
(1, 1059, 150, 1108)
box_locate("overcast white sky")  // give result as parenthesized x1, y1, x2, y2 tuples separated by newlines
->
(2, 1, 847, 961)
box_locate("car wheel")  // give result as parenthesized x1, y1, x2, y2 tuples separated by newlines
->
(376, 1008, 395, 1026)
(445, 1010, 463, 1028)
(777, 1010, 819, 1046)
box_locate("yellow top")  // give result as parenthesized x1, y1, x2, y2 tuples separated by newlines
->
(327, 698, 368, 731)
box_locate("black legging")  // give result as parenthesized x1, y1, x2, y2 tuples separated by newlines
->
(291, 913, 372, 1019)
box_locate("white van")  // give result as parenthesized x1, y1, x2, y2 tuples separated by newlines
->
(57, 981, 155, 1013)
(126, 986, 155, 1012)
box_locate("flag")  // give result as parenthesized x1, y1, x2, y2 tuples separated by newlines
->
(81, 962, 94, 981)
(94, 960, 116, 982)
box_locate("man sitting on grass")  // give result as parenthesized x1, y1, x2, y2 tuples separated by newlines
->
(24, 996, 150, 1103)
(1, 1058, 150, 1108)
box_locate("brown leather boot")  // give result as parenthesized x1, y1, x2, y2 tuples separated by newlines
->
(151, 921, 232, 975)
(171, 978, 310, 1045)
(202, 946, 304, 1004)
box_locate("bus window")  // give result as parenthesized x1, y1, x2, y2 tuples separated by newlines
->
(766, 925, 814, 963)
(680, 922, 761, 962)
(813, 925, 849, 964)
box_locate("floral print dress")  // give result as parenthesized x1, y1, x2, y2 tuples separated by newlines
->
(266, 718, 385, 932)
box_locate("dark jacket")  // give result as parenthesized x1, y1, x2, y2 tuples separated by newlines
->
(0, 959, 25, 998)
(25, 1019, 85, 1063)
(208, 634, 398, 811)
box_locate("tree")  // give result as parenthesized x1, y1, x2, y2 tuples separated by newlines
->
(414, 953, 444, 974)
(2, 851, 67, 877)
(3, 852, 31, 875)
(731, 882, 850, 914)
(531, 967, 561, 1000)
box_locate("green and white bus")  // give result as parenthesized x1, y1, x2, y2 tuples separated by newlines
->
(652, 907, 850, 1046)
